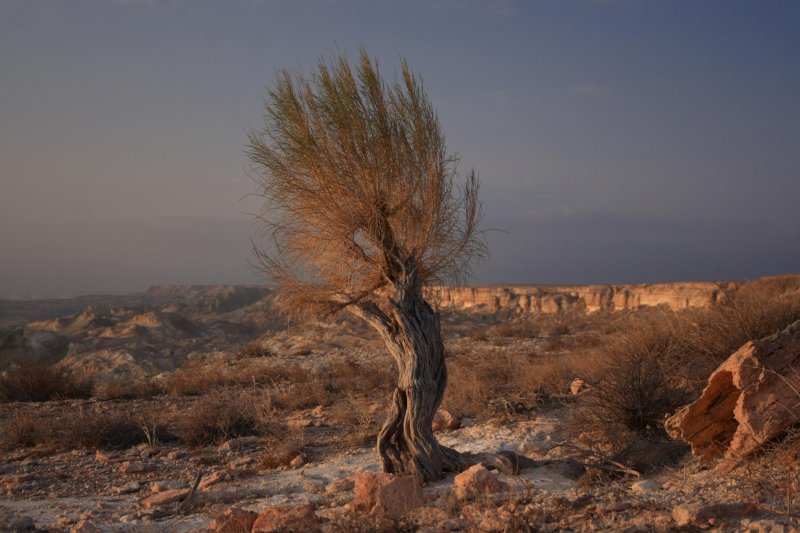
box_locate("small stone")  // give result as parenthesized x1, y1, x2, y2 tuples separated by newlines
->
(199, 470, 231, 490)
(631, 479, 661, 494)
(141, 488, 191, 508)
(351, 472, 423, 518)
(54, 516, 74, 528)
(95, 450, 117, 463)
(149, 479, 189, 493)
(209, 506, 259, 533)
(252, 504, 318, 532)
(228, 456, 256, 469)
(166, 450, 188, 460)
(286, 418, 314, 429)
(432, 409, 461, 432)
(118, 461, 146, 474)
(218, 438, 244, 453)
(453, 464, 507, 500)
(115, 481, 142, 494)
(70, 519, 102, 533)
(289, 453, 306, 469)
(672, 502, 756, 527)
(324, 478, 354, 494)
(570, 378, 587, 395)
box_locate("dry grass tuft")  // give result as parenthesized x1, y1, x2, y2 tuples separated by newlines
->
(0, 361, 93, 403)
(1, 404, 169, 450)
(175, 388, 273, 446)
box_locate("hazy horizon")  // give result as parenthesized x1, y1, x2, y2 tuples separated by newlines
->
(2, 1, 799, 299)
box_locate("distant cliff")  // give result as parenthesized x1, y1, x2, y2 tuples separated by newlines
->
(428, 282, 737, 314)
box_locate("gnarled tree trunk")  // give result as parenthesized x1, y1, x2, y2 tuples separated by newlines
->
(375, 286, 463, 481)
(350, 259, 527, 483)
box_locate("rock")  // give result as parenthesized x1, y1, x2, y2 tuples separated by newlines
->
(672, 502, 756, 527)
(149, 479, 189, 493)
(228, 456, 256, 469)
(0, 508, 37, 532)
(218, 438, 244, 453)
(666, 320, 800, 460)
(115, 481, 142, 494)
(432, 409, 461, 432)
(460, 417, 476, 427)
(118, 461, 146, 474)
(324, 477, 354, 494)
(165, 449, 188, 460)
(351, 472, 424, 518)
(94, 450, 118, 463)
(286, 418, 314, 429)
(141, 488, 191, 508)
(289, 453, 306, 469)
(209, 506, 259, 533)
(631, 479, 661, 494)
(741, 519, 787, 533)
(217, 435, 262, 453)
(70, 520, 102, 533)
(453, 464, 507, 500)
(54, 516, 74, 529)
(570, 378, 587, 395)
(1, 473, 34, 489)
(199, 470, 231, 490)
(252, 504, 317, 533)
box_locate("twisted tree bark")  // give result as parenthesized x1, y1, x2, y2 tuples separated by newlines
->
(349, 258, 531, 483)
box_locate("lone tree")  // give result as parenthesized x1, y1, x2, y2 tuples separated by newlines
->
(247, 50, 522, 482)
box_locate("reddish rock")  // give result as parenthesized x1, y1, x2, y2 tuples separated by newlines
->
(209, 506, 258, 533)
(199, 469, 231, 490)
(289, 452, 306, 468)
(666, 320, 800, 460)
(432, 409, 461, 432)
(252, 504, 317, 533)
(351, 472, 423, 518)
(118, 461, 146, 474)
(569, 378, 587, 395)
(141, 488, 191, 508)
(453, 464, 507, 500)
(672, 502, 756, 527)
(70, 520, 102, 533)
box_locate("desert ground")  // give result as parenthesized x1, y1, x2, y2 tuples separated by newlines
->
(1, 276, 799, 532)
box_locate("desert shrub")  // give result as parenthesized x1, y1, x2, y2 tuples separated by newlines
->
(565, 323, 690, 467)
(236, 340, 273, 359)
(327, 397, 383, 449)
(59, 408, 153, 449)
(485, 320, 541, 338)
(0, 361, 93, 402)
(161, 362, 231, 396)
(93, 378, 163, 400)
(1, 409, 40, 448)
(162, 360, 307, 396)
(259, 427, 306, 470)
(1, 405, 167, 450)
(678, 283, 800, 386)
(176, 388, 273, 446)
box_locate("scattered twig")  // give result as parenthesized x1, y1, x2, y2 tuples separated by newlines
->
(176, 471, 204, 515)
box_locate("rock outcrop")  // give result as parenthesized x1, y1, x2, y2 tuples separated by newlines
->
(351, 472, 423, 518)
(666, 320, 800, 460)
(429, 281, 733, 315)
(452, 464, 507, 500)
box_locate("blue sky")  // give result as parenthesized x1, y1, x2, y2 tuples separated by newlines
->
(1, 0, 798, 297)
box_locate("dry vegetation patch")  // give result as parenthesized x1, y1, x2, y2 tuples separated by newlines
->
(0, 361, 93, 402)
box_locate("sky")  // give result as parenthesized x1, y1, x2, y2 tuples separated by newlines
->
(1, 0, 798, 298)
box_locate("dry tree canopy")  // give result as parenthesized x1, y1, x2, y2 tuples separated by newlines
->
(246, 49, 485, 318)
